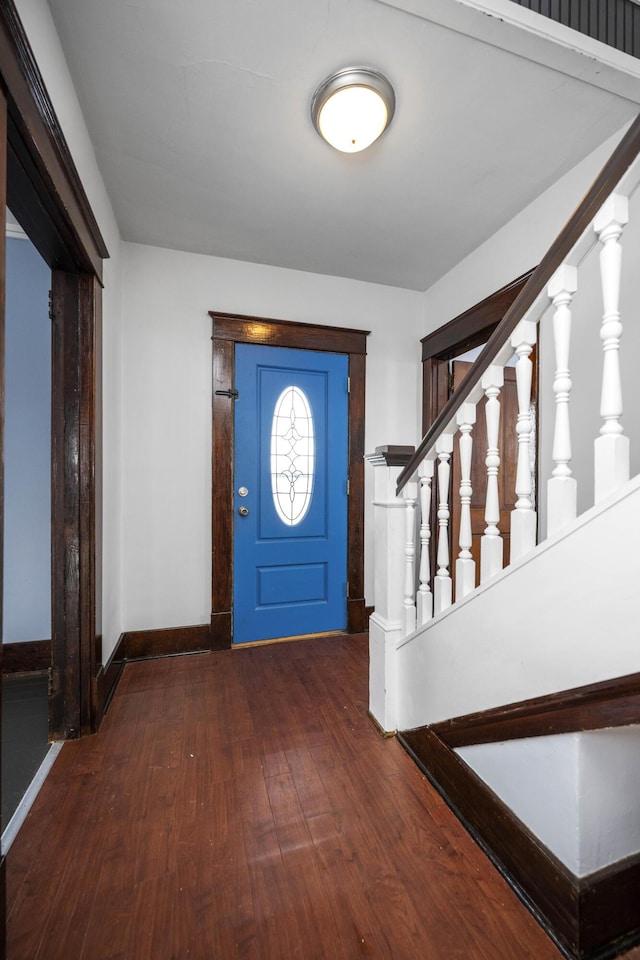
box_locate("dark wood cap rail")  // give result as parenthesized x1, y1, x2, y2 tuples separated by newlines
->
(365, 445, 415, 467)
(430, 671, 640, 748)
(397, 111, 640, 495)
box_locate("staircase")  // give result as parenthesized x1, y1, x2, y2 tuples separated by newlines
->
(367, 114, 640, 960)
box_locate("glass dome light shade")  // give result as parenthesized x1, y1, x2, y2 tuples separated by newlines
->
(311, 67, 395, 153)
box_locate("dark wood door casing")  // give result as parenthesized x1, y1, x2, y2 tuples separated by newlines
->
(421, 270, 534, 434)
(0, 0, 108, 750)
(210, 312, 369, 649)
(0, 85, 7, 960)
(421, 271, 536, 598)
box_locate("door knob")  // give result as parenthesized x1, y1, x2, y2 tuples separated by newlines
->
(238, 506, 249, 517)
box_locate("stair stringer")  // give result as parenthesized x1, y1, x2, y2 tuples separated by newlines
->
(395, 473, 640, 731)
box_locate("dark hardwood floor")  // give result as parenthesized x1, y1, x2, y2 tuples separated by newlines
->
(6, 635, 640, 959)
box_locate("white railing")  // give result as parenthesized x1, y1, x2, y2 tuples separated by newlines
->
(367, 116, 640, 729)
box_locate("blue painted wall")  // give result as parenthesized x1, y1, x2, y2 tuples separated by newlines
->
(3, 233, 51, 643)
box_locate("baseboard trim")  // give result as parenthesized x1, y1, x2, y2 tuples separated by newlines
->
(95, 624, 214, 724)
(347, 597, 367, 633)
(398, 726, 640, 960)
(96, 632, 127, 722)
(2, 639, 51, 674)
(367, 710, 395, 738)
(210, 611, 231, 650)
(123, 623, 212, 660)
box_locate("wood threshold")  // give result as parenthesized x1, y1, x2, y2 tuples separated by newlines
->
(232, 629, 352, 650)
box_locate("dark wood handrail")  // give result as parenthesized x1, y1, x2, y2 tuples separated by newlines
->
(397, 112, 640, 495)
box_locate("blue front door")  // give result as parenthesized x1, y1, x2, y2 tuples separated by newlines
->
(233, 344, 349, 644)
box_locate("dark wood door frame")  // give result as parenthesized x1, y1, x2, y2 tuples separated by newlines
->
(421, 269, 534, 433)
(210, 312, 369, 649)
(420, 271, 535, 596)
(0, 0, 109, 756)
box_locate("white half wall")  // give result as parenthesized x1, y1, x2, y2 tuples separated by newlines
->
(395, 474, 640, 729)
(121, 242, 424, 632)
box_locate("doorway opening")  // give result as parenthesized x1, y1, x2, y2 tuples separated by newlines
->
(1, 213, 52, 841)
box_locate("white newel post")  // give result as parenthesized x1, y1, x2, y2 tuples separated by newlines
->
(365, 447, 414, 733)
(510, 320, 538, 557)
(480, 364, 504, 584)
(417, 458, 434, 626)
(402, 482, 418, 636)
(455, 403, 476, 601)
(547, 264, 578, 537)
(594, 194, 630, 502)
(434, 434, 454, 615)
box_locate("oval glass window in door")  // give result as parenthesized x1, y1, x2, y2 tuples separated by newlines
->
(270, 385, 315, 525)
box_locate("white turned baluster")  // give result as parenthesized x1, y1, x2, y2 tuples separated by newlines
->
(434, 434, 454, 615)
(417, 459, 434, 625)
(455, 403, 476, 601)
(546, 265, 578, 537)
(594, 194, 630, 502)
(510, 320, 538, 557)
(480, 365, 504, 584)
(402, 482, 418, 635)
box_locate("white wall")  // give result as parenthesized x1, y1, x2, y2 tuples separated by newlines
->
(419, 123, 631, 337)
(458, 726, 640, 876)
(458, 734, 582, 872)
(121, 242, 424, 631)
(579, 726, 640, 873)
(15, 0, 124, 662)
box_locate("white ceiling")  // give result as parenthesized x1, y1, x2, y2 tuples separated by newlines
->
(47, 0, 640, 291)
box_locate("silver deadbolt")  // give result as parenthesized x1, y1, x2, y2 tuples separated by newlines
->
(238, 506, 249, 517)
(238, 486, 248, 497)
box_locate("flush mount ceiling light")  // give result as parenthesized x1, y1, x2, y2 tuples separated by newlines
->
(311, 67, 395, 154)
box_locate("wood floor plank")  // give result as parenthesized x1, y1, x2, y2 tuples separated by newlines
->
(6, 634, 637, 959)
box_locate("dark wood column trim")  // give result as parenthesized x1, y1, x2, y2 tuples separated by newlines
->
(211, 336, 234, 650)
(210, 312, 369, 647)
(432, 671, 640, 748)
(347, 352, 366, 633)
(50, 270, 98, 739)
